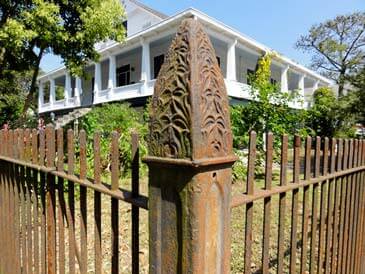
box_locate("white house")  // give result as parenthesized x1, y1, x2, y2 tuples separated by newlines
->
(37, 0, 333, 115)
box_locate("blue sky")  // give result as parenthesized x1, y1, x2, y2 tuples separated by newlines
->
(40, 0, 364, 73)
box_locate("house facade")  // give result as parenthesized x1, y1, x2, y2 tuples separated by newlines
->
(37, 0, 333, 115)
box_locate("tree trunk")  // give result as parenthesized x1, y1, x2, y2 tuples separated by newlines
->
(22, 48, 44, 116)
(338, 71, 346, 97)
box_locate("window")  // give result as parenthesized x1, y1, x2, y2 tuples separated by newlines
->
(270, 78, 277, 85)
(117, 64, 131, 87)
(122, 20, 128, 32)
(216, 56, 221, 67)
(247, 69, 255, 85)
(154, 54, 165, 79)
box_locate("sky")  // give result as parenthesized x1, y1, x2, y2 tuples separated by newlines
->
(40, 0, 364, 73)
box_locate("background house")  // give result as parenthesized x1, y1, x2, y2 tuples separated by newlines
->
(37, 0, 333, 121)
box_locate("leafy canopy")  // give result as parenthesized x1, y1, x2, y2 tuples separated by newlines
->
(231, 53, 306, 149)
(296, 12, 365, 96)
(0, 0, 127, 113)
(305, 87, 356, 138)
(79, 103, 148, 178)
(230, 53, 306, 180)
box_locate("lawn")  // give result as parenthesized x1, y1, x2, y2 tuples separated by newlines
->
(55, 165, 318, 274)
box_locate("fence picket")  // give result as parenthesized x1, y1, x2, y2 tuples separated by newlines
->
(57, 128, 66, 274)
(277, 134, 288, 274)
(309, 136, 320, 274)
(66, 129, 76, 274)
(331, 139, 343, 273)
(244, 131, 256, 273)
(93, 132, 102, 274)
(111, 131, 120, 273)
(0, 124, 364, 274)
(262, 132, 273, 274)
(289, 135, 301, 274)
(301, 136, 312, 273)
(131, 132, 140, 274)
(79, 130, 88, 274)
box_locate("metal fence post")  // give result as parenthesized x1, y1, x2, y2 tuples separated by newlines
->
(144, 18, 237, 274)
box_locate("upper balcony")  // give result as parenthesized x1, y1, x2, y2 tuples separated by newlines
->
(38, 9, 332, 114)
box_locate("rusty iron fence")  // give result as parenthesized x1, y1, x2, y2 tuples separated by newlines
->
(1, 18, 365, 274)
(230, 132, 365, 274)
(0, 127, 147, 274)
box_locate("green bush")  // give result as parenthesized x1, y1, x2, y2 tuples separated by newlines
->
(305, 87, 357, 138)
(78, 102, 148, 178)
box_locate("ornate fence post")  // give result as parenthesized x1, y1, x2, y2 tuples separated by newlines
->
(144, 18, 237, 273)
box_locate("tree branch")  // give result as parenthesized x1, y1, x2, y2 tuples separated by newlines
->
(310, 41, 342, 70)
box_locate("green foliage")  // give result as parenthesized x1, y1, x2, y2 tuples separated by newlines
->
(305, 87, 356, 138)
(231, 53, 307, 180)
(0, 70, 39, 127)
(0, 0, 127, 114)
(231, 53, 306, 149)
(79, 103, 148, 178)
(347, 67, 365, 123)
(296, 12, 365, 96)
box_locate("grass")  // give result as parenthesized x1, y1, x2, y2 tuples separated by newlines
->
(50, 147, 331, 273)
(53, 164, 321, 274)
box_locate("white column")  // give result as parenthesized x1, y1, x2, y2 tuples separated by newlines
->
(108, 55, 117, 89)
(298, 74, 305, 96)
(94, 63, 102, 95)
(49, 78, 56, 105)
(297, 74, 305, 108)
(75, 77, 82, 105)
(280, 65, 289, 92)
(38, 81, 44, 109)
(65, 73, 72, 101)
(141, 38, 151, 93)
(313, 80, 319, 91)
(227, 39, 237, 81)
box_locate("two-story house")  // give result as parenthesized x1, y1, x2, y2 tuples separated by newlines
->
(37, 0, 333, 118)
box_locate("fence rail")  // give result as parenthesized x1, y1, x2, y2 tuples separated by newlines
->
(0, 127, 147, 274)
(1, 17, 365, 274)
(230, 132, 365, 274)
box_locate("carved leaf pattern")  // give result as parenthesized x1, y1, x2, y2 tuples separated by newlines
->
(148, 18, 232, 159)
(196, 27, 231, 157)
(149, 20, 192, 158)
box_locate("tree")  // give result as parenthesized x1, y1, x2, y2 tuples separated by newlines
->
(231, 53, 306, 149)
(0, 0, 126, 114)
(79, 103, 148, 177)
(348, 66, 365, 123)
(0, 70, 34, 126)
(305, 87, 356, 138)
(230, 53, 307, 180)
(296, 12, 365, 96)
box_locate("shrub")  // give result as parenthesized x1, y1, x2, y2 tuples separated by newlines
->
(78, 102, 148, 178)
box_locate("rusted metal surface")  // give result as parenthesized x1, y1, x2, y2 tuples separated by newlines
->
(324, 138, 336, 274)
(93, 132, 102, 274)
(0, 126, 148, 274)
(79, 130, 88, 274)
(1, 20, 365, 274)
(300, 137, 311, 274)
(245, 131, 256, 274)
(46, 125, 56, 274)
(277, 134, 288, 274)
(144, 18, 236, 274)
(290, 135, 301, 274)
(131, 132, 140, 274)
(262, 132, 273, 274)
(309, 137, 320, 274)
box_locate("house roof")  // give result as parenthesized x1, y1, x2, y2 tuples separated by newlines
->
(128, 0, 168, 19)
(38, 8, 333, 86)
